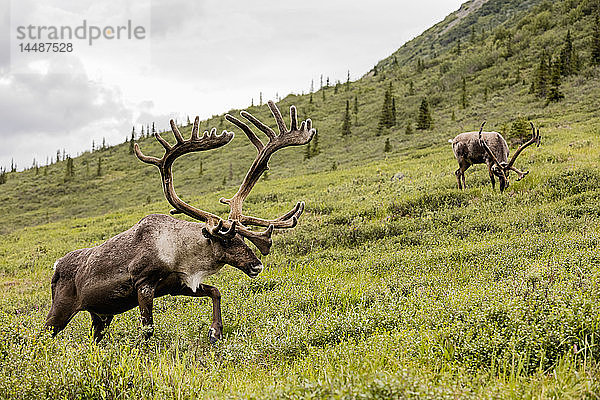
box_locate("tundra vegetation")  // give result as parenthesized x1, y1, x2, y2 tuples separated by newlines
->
(2, 0, 600, 398)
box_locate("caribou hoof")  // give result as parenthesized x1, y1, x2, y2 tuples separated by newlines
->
(141, 324, 154, 339)
(208, 327, 222, 344)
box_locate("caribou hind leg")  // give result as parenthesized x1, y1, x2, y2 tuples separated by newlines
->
(455, 162, 469, 190)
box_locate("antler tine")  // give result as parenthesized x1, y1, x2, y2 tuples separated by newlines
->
(154, 131, 172, 151)
(478, 121, 503, 167)
(208, 220, 224, 236)
(191, 116, 200, 140)
(134, 116, 235, 226)
(240, 110, 277, 140)
(507, 122, 541, 169)
(268, 100, 288, 134)
(170, 120, 185, 143)
(225, 114, 264, 152)
(236, 224, 274, 255)
(220, 102, 314, 243)
(289, 105, 298, 131)
(236, 201, 304, 228)
(134, 143, 161, 166)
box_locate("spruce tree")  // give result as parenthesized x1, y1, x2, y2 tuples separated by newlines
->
(311, 131, 319, 156)
(509, 117, 529, 142)
(96, 157, 102, 177)
(129, 131, 135, 154)
(378, 82, 395, 130)
(304, 141, 311, 160)
(535, 54, 550, 98)
(461, 77, 468, 109)
(405, 122, 413, 134)
(592, 15, 600, 65)
(346, 70, 350, 91)
(416, 98, 432, 130)
(560, 30, 574, 76)
(152, 122, 156, 137)
(384, 138, 392, 153)
(547, 59, 565, 103)
(341, 100, 351, 136)
(0, 167, 6, 184)
(64, 157, 74, 181)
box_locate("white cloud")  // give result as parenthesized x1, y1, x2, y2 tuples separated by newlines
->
(0, 0, 466, 169)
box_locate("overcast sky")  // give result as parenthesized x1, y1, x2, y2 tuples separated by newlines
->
(0, 0, 465, 170)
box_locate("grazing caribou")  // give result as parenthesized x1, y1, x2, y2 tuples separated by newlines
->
(450, 121, 540, 192)
(46, 101, 315, 343)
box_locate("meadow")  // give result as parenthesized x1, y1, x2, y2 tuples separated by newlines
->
(2, 0, 600, 397)
(1, 113, 600, 398)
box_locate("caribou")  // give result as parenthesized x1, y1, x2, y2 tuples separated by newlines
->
(46, 101, 315, 343)
(450, 121, 541, 192)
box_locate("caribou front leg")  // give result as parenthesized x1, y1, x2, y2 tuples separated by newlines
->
(137, 284, 155, 339)
(170, 283, 223, 344)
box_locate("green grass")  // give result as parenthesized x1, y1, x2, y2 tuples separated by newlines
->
(2, 0, 600, 397)
(2, 117, 600, 398)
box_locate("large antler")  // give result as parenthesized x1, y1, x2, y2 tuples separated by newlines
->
(506, 122, 541, 169)
(478, 121, 503, 168)
(221, 100, 315, 229)
(134, 117, 275, 255)
(135, 118, 233, 225)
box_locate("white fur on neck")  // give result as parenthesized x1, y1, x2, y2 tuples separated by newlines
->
(184, 270, 212, 292)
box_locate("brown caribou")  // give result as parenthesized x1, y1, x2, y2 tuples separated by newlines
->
(450, 121, 541, 192)
(46, 101, 315, 343)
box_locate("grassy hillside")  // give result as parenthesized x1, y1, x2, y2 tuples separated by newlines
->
(1, 0, 600, 398)
(2, 0, 599, 234)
